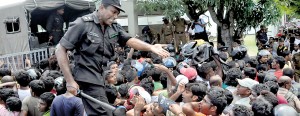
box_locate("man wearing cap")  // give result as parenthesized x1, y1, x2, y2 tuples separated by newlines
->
(55, 0, 170, 115)
(46, 6, 65, 45)
(233, 78, 258, 107)
(161, 17, 174, 44)
(172, 15, 189, 52)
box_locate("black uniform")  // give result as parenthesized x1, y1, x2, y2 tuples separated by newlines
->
(59, 11, 131, 116)
(46, 13, 64, 45)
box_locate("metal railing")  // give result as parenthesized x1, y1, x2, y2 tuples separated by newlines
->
(0, 47, 51, 71)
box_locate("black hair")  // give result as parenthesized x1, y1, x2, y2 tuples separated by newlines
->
(140, 78, 154, 95)
(14, 70, 31, 87)
(152, 57, 162, 64)
(196, 62, 212, 79)
(224, 68, 243, 87)
(46, 70, 63, 79)
(40, 76, 55, 92)
(251, 84, 270, 97)
(260, 91, 278, 107)
(263, 74, 277, 83)
(264, 81, 279, 95)
(0, 88, 18, 103)
(160, 73, 168, 89)
(223, 89, 233, 105)
(281, 50, 291, 58)
(207, 87, 227, 115)
(55, 78, 66, 95)
(257, 64, 268, 72)
(209, 61, 217, 71)
(125, 68, 137, 82)
(38, 59, 49, 70)
(6, 97, 22, 111)
(29, 80, 45, 97)
(243, 67, 257, 80)
(252, 98, 273, 116)
(232, 104, 254, 116)
(186, 83, 207, 102)
(118, 84, 130, 98)
(246, 58, 258, 68)
(173, 70, 180, 78)
(227, 61, 237, 69)
(103, 70, 113, 80)
(105, 85, 118, 104)
(150, 67, 160, 82)
(49, 56, 58, 70)
(283, 68, 294, 79)
(267, 58, 273, 69)
(274, 56, 286, 69)
(140, 67, 154, 81)
(140, 51, 149, 58)
(40, 92, 55, 109)
(0, 68, 11, 77)
(132, 51, 140, 59)
(257, 72, 266, 83)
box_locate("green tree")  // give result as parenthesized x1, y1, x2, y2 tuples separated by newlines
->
(137, 0, 283, 50)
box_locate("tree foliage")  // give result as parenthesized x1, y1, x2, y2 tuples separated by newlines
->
(137, 0, 283, 48)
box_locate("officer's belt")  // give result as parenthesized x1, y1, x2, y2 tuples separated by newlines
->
(175, 32, 184, 34)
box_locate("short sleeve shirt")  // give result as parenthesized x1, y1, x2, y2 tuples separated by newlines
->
(172, 18, 187, 32)
(194, 18, 206, 33)
(162, 23, 173, 35)
(59, 11, 131, 85)
(21, 96, 43, 116)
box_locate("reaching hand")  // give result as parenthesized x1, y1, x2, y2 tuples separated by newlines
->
(150, 44, 170, 58)
(177, 82, 186, 93)
(134, 95, 146, 112)
(154, 64, 169, 72)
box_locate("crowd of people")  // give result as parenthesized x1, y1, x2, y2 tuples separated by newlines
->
(0, 0, 300, 116)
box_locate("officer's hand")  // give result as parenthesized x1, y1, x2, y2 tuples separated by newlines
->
(66, 80, 80, 96)
(150, 44, 170, 58)
(49, 36, 53, 41)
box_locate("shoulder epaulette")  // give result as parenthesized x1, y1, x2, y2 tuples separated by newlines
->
(81, 16, 93, 22)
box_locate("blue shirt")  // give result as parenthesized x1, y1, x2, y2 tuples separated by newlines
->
(194, 18, 206, 33)
(50, 95, 84, 116)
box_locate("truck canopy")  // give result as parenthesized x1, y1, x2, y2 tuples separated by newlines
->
(25, 0, 96, 46)
(25, 0, 95, 30)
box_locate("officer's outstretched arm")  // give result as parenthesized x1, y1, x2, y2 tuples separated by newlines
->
(126, 38, 170, 58)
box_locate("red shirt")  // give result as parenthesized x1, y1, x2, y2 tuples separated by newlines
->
(274, 70, 283, 80)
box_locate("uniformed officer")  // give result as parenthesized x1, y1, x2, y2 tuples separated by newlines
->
(55, 0, 170, 115)
(256, 25, 268, 50)
(161, 17, 174, 44)
(172, 16, 188, 52)
(46, 6, 64, 45)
